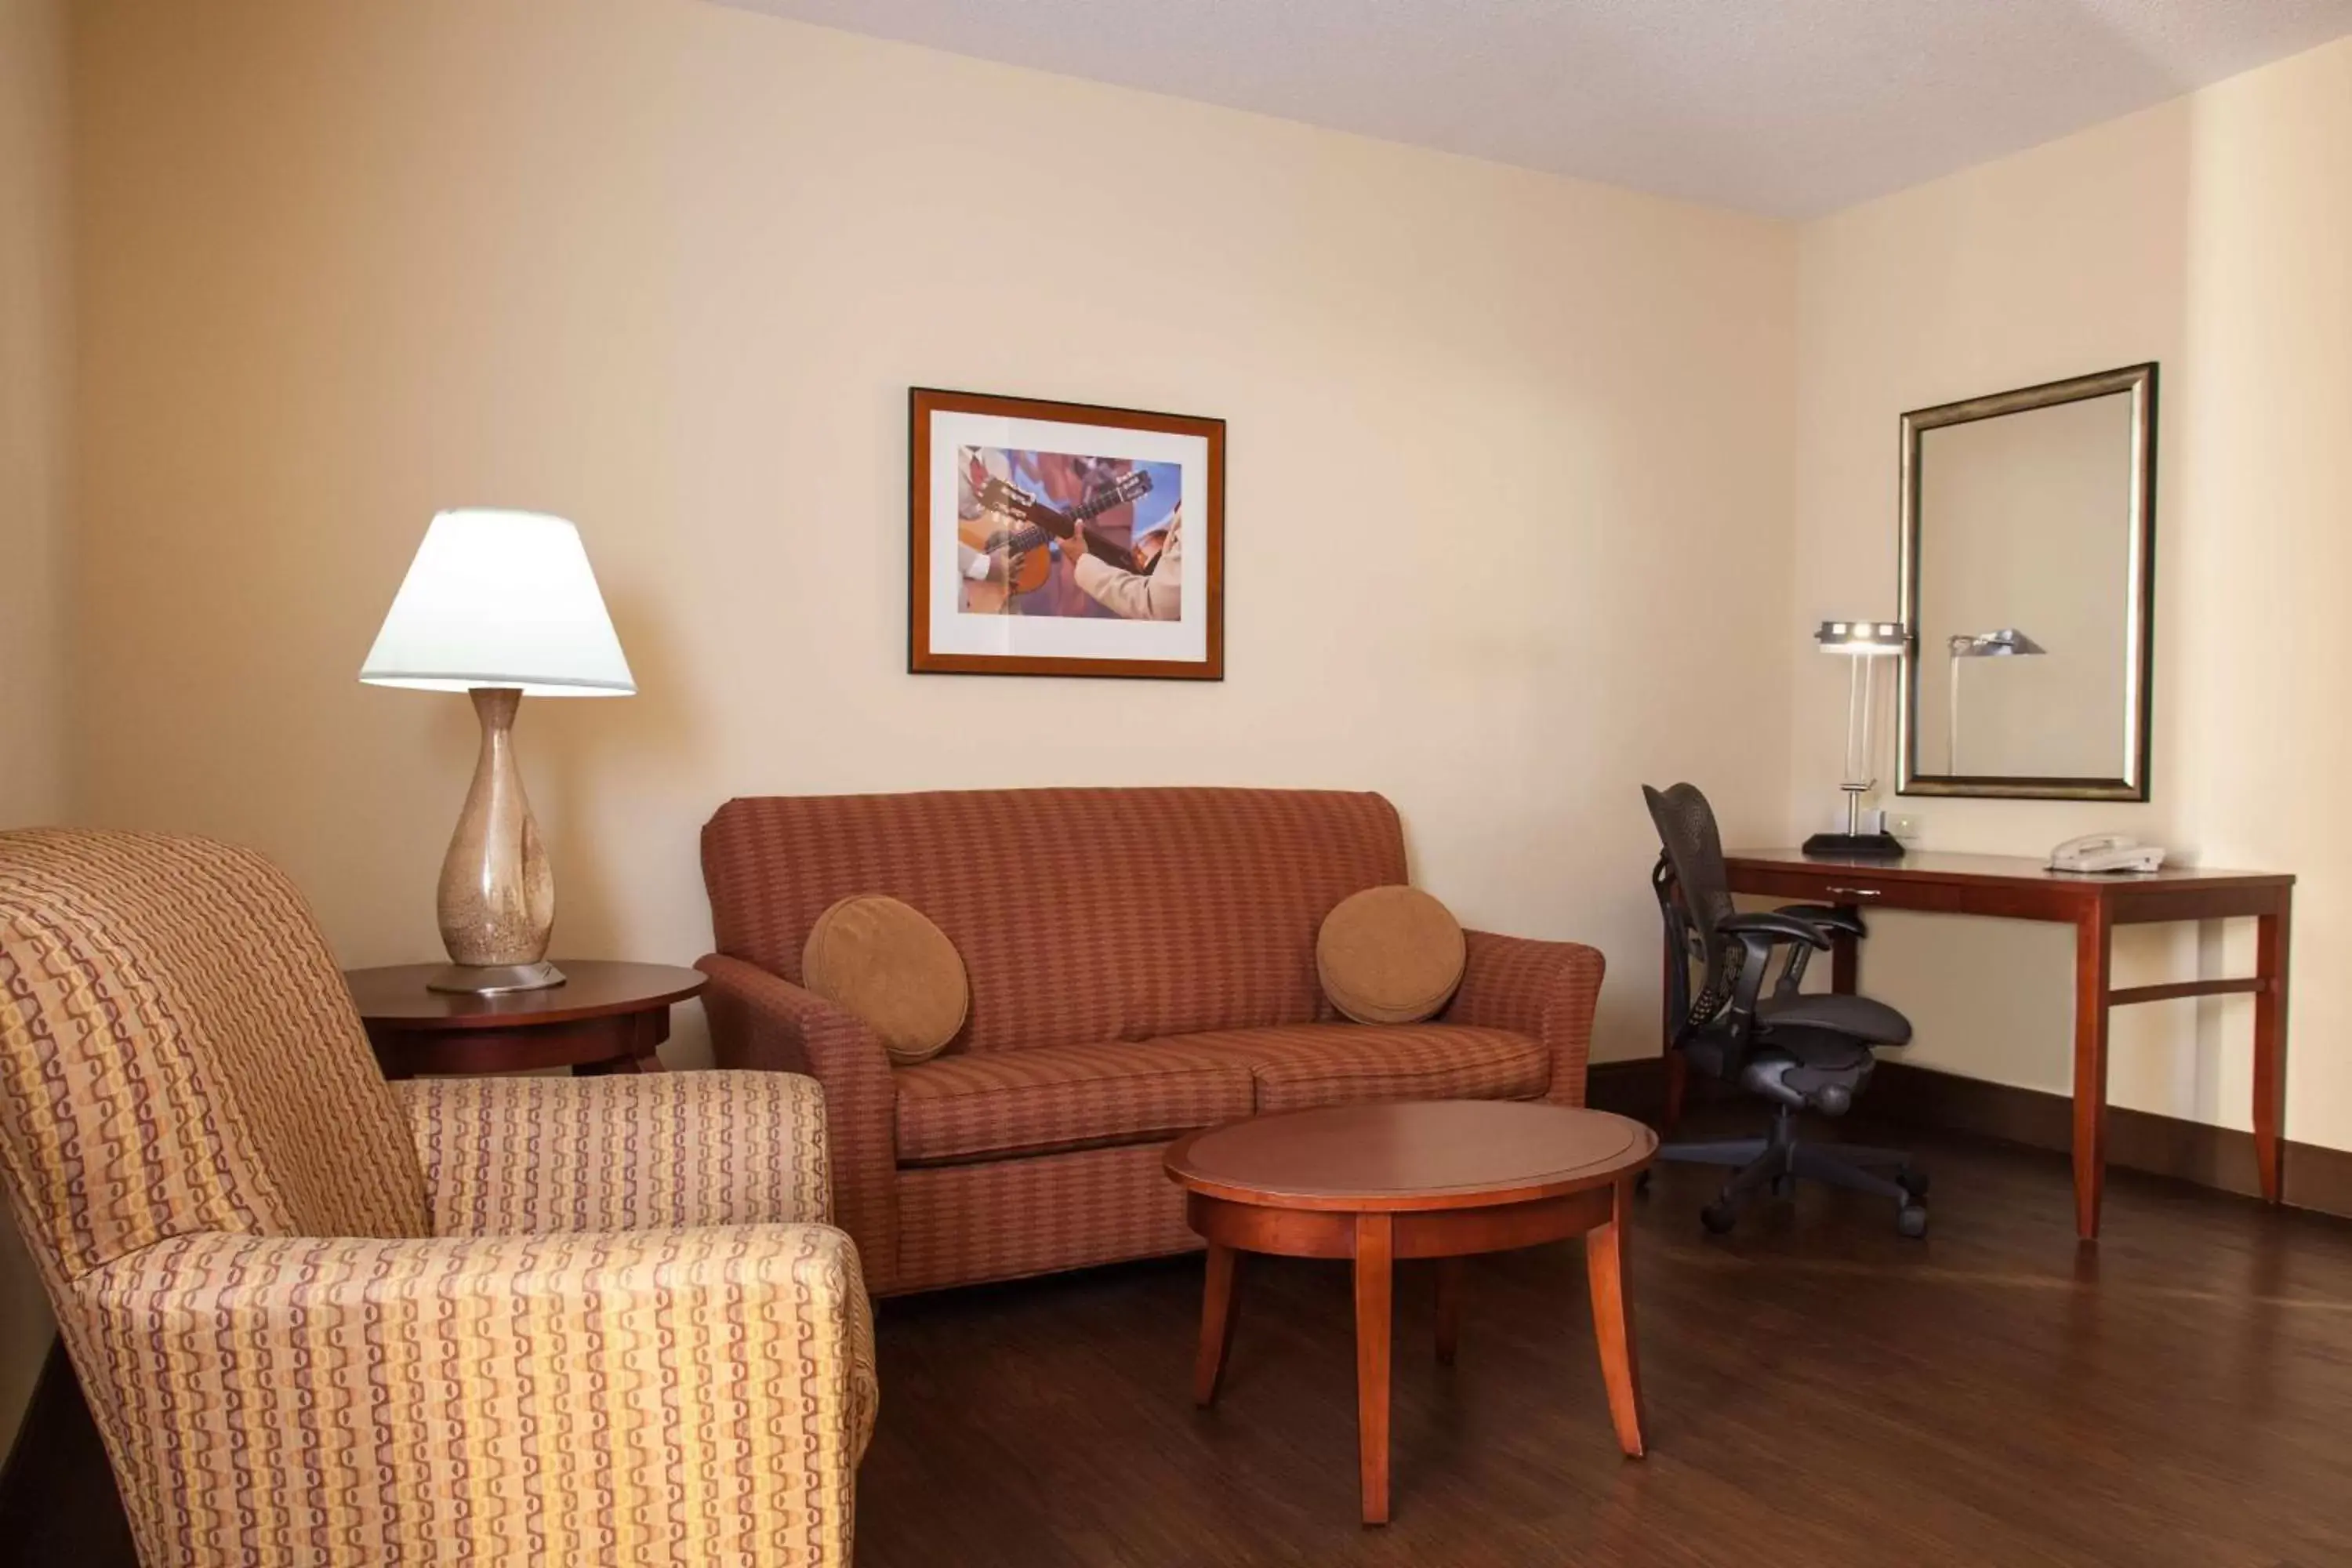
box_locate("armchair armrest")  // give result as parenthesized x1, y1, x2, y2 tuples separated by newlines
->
(1442, 930, 1606, 1106)
(397, 1070, 833, 1236)
(75, 1225, 875, 1566)
(699, 953, 900, 1292)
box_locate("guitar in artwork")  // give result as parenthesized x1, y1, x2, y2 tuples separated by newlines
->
(957, 462, 1158, 613)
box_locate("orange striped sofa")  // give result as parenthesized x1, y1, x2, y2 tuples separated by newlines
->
(699, 787, 1605, 1296)
(0, 831, 876, 1568)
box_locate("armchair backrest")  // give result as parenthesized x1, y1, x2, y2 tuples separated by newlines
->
(703, 788, 1409, 1054)
(0, 831, 429, 1287)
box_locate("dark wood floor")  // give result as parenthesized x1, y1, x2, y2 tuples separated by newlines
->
(858, 1122, 2352, 1568)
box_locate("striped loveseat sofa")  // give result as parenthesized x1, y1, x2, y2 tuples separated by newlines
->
(0, 830, 876, 1568)
(698, 787, 1606, 1296)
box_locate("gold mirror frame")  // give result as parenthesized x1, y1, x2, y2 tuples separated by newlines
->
(1896, 362, 2158, 801)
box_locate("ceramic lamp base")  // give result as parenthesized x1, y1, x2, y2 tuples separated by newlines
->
(424, 960, 568, 996)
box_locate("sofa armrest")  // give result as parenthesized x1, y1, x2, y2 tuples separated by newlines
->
(75, 1225, 875, 1565)
(396, 1070, 833, 1235)
(1443, 930, 1606, 1105)
(699, 953, 900, 1292)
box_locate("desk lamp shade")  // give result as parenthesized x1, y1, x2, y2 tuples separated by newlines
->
(361, 510, 633, 994)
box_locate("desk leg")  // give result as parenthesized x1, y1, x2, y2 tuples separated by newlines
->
(1831, 928, 1857, 994)
(2071, 906, 2112, 1241)
(1353, 1214, 1394, 1526)
(2253, 900, 2292, 1206)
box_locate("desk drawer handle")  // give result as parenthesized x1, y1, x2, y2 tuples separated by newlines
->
(1827, 886, 1882, 898)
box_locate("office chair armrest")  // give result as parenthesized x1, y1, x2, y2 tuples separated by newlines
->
(1717, 911, 1833, 949)
(1774, 902, 1868, 939)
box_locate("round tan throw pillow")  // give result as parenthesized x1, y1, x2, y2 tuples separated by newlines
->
(1316, 885, 1468, 1025)
(802, 894, 969, 1065)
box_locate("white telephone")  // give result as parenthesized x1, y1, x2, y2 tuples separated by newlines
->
(2048, 833, 2166, 874)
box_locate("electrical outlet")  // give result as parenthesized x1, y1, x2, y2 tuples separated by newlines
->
(1887, 813, 1923, 842)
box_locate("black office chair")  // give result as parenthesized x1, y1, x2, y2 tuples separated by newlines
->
(1643, 782, 1929, 1238)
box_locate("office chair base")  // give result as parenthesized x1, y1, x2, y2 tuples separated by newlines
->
(1659, 1122, 1929, 1237)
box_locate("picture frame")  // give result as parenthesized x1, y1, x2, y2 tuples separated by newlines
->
(908, 387, 1225, 679)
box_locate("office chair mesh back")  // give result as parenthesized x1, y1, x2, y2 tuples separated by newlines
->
(1643, 783, 1738, 1004)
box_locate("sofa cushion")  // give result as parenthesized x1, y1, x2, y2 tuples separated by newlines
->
(1167, 1023, 1549, 1115)
(803, 893, 967, 1065)
(1316, 885, 1467, 1024)
(895, 1040, 1258, 1166)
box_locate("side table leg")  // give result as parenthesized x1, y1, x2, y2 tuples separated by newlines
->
(1192, 1243, 1243, 1406)
(1584, 1178, 1646, 1459)
(1353, 1213, 1394, 1526)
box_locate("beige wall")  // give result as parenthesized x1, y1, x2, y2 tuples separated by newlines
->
(1791, 35, 2352, 1152)
(0, 0, 71, 1458)
(67, 0, 1799, 1073)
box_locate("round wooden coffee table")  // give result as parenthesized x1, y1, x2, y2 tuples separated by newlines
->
(1163, 1098, 1657, 1525)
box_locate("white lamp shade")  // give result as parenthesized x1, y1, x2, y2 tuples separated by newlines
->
(360, 510, 636, 696)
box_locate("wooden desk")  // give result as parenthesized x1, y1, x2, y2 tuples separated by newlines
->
(1700, 851, 2294, 1242)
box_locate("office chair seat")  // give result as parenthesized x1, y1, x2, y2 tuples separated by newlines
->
(1758, 992, 1913, 1046)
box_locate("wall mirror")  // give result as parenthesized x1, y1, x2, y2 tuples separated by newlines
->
(1897, 362, 2157, 801)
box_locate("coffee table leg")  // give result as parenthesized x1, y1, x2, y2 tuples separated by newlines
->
(1584, 1178, 1646, 1459)
(1353, 1213, 1394, 1525)
(1435, 1256, 1465, 1366)
(1193, 1243, 1243, 1407)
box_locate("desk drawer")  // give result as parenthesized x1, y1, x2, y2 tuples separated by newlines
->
(1727, 866, 2080, 921)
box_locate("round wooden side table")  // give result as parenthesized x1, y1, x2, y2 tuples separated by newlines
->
(1164, 1098, 1657, 1526)
(346, 960, 706, 1079)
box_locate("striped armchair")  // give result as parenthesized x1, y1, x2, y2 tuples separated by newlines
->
(0, 830, 876, 1568)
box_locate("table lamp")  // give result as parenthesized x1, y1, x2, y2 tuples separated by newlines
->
(1803, 619, 1907, 858)
(1945, 626, 2045, 774)
(360, 509, 635, 993)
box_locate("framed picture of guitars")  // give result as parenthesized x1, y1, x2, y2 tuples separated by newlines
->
(909, 387, 1225, 679)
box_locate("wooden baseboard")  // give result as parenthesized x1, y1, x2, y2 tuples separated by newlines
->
(1865, 1060, 2352, 1220)
(1584, 1056, 1670, 1118)
(1584, 1053, 2352, 1221)
(0, 1341, 136, 1568)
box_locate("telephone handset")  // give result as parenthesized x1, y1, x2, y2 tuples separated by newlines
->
(2048, 833, 2166, 874)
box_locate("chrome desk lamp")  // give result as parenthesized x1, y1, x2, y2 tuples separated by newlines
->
(1804, 619, 1907, 858)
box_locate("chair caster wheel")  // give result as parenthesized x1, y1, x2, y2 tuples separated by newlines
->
(1700, 1200, 1738, 1235)
(1897, 1203, 1929, 1240)
(1897, 1169, 1930, 1200)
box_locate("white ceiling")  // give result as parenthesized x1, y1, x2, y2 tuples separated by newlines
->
(709, 0, 2352, 216)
